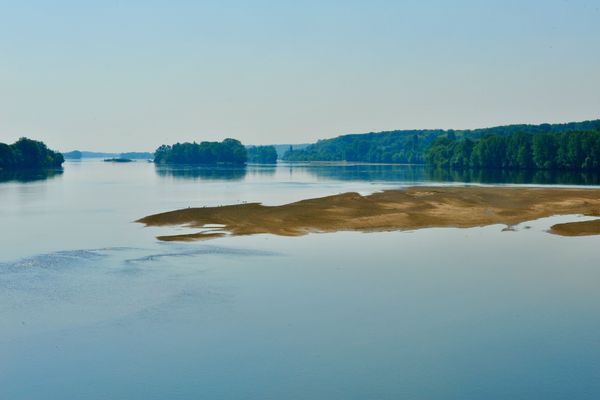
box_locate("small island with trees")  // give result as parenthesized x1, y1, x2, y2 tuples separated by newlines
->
(104, 158, 134, 163)
(153, 139, 279, 165)
(0, 137, 64, 170)
(154, 139, 247, 165)
(4, 119, 600, 175)
(64, 150, 153, 160)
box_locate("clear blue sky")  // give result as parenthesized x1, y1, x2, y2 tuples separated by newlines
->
(1, 0, 599, 151)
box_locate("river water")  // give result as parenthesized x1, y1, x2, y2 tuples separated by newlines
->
(1, 160, 600, 399)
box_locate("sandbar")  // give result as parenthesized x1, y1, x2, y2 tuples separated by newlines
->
(136, 186, 600, 241)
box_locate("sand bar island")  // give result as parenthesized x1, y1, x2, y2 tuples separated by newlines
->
(137, 186, 600, 241)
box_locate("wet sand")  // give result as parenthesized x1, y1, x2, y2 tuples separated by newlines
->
(136, 186, 600, 241)
(550, 219, 600, 236)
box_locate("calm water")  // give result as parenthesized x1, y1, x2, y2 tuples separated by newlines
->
(1, 160, 600, 399)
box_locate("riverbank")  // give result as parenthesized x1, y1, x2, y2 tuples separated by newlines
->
(137, 186, 600, 241)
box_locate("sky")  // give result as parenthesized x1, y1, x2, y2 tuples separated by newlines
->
(0, 0, 599, 152)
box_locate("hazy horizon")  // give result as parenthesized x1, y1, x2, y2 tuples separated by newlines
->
(48, 116, 600, 154)
(1, 1, 599, 152)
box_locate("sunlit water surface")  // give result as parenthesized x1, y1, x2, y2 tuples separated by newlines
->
(1, 160, 600, 399)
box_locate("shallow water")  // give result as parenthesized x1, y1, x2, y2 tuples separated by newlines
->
(1, 160, 600, 399)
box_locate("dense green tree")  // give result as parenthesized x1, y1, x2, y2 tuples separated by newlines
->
(154, 138, 247, 165)
(506, 132, 533, 169)
(247, 145, 278, 163)
(283, 119, 600, 164)
(449, 138, 474, 169)
(426, 130, 600, 172)
(0, 143, 16, 168)
(471, 135, 508, 168)
(532, 134, 557, 169)
(0, 138, 64, 169)
(283, 130, 438, 163)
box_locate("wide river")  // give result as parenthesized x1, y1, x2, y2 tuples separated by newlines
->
(1, 160, 600, 399)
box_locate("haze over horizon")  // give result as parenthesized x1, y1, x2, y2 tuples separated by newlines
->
(1, 0, 599, 152)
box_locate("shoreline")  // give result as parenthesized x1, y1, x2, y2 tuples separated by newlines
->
(137, 186, 600, 241)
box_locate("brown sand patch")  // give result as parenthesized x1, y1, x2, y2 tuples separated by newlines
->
(136, 186, 600, 241)
(550, 219, 600, 236)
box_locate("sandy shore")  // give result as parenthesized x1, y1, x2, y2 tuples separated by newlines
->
(136, 186, 600, 241)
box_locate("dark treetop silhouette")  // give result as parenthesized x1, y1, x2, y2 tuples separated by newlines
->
(247, 145, 278, 164)
(426, 130, 600, 171)
(283, 119, 600, 171)
(154, 138, 247, 165)
(0, 137, 64, 170)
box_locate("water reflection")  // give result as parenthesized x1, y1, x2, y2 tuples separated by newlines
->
(425, 167, 600, 185)
(287, 163, 426, 182)
(0, 169, 63, 183)
(155, 165, 247, 181)
(284, 163, 600, 185)
(3, 159, 600, 399)
(246, 164, 277, 177)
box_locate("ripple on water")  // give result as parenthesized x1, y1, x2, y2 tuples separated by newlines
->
(0, 244, 279, 274)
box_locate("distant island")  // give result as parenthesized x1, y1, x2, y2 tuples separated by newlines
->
(63, 150, 83, 159)
(63, 150, 153, 160)
(47, 118, 600, 172)
(0, 138, 64, 169)
(119, 152, 153, 160)
(283, 119, 600, 171)
(103, 158, 133, 163)
(154, 139, 248, 165)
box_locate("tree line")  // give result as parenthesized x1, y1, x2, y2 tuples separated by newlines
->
(426, 130, 600, 171)
(247, 145, 278, 163)
(154, 139, 278, 165)
(0, 138, 64, 169)
(154, 139, 247, 165)
(282, 119, 600, 166)
(283, 130, 435, 163)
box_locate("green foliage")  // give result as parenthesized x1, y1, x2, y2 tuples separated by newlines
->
(426, 137, 475, 169)
(247, 145, 278, 163)
(283, 131, 435, 163)
(282, 119, 600, 163)
(531, 134, 557, 169)
(426, 130, 600, 171)
(154, 138, 247, 165)
(104, 158, 133, 163)
(0, 143, 16, 168)
(0, 138, 64, 169)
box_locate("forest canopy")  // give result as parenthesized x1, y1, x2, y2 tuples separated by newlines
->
(0, 138, 64, 169)
(426, 131, 600, 171)
(283, 130, 432, 163)
(247, 145, 278, 163)
(154, 139, 247, 165)
(282, 119, 600, 168)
